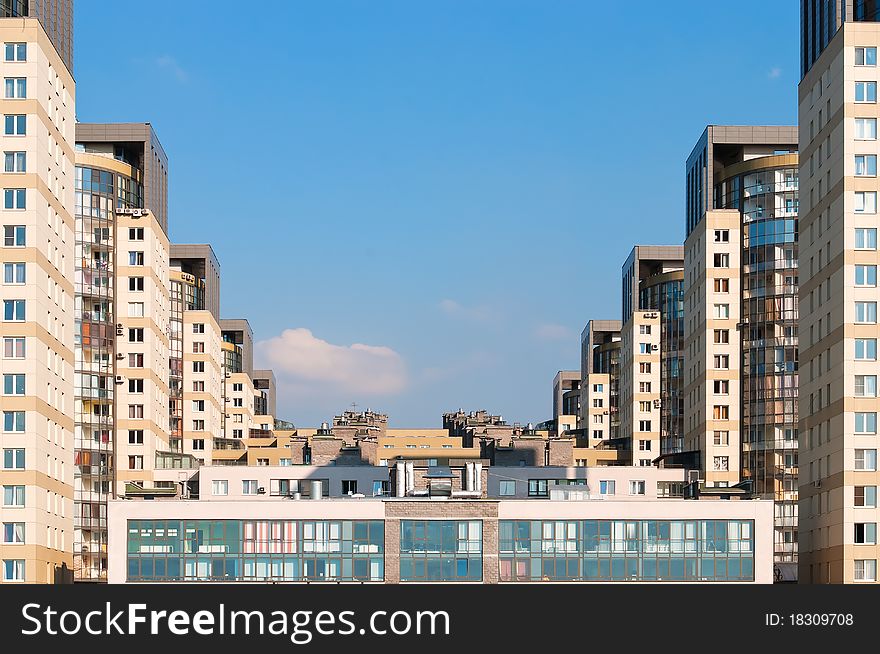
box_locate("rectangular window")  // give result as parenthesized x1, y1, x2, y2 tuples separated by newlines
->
(499, 480, 516, 496)
(713, 304, 730, 319)
(639, 381, 651, 393)
(856, 117, 878, 139)
(1, 262, 24, 284)
(855, 376, 878, 398)
(192, 439, 205, 451)
(639, 401, 651, 412)
(2, 560, 24, 582)
(638, 420, 652, 432)
(128, 277, 144, 292)
(3, 485, 25, 506)
(856, 154, 878, 176)
(127, 405, 144, 419)
(713, 329, 729, 344)
(192, 342, 204, 353)
(2, 374, 24, 396)
(713, 278, 729, 293)
(855, 523, 877, 545)
(713, 456, 729, 471)
(856, 301, 877, 323)
(713, 229, 729, 242)
(233, 398, 243, 407)
(857, 46, 878, 66)
(192, 400, 205, 412)
(3, 188, 25, 209)
(639, 324, 651, 335)
(128, 353, 144, 368)
(242, 480, 259, 495)
(639, 362, 651, 373)
(713, 380, 729, 395)
(232, 383, 243, 392)
(856, 339, 878, 360)
(2, 449, 24, 469)
(128, 328, 144, 343)
(855, 486, 878, 508)
(855, 449, 878, 471)
(714, 354, 730, 369)
(193, 361, 205, 373)
(599, 480, 615, 495)
(3, 43, 26, 63)
(638, 343, 650, 354)
(127, 378, 143, 394)
(855, 412, 877, 434)
(3, 225, 25, 246)
(713, 430, 729, 446)
(212, 480, 228, 496)
(528, 479, 549, 497)
(128, 430, 143, 445)
(856, 81, 878, 102)
(127, 302, 144, 317)
(855, 191, 878, 213)
(856, 265, 878, 286)
(854, 559, 877, 581)
(192, 323, 205, 334)
(3, 411, 25, 432)
(2, 522, 24, 544)
(629, 480, 646, 495)
(713, 405, 729, 420)
(129, 227, 144, 240)
(3, 299, 24, 321)
(592, 384, 603, 393)
(192, 381, 204, 392)
(713, 253, 730, 268)
(638, 440, 651, 451)
(128, 456, 144, 470)
(856, 228, 878, 249)
(3, 78, 26, 98)
(3, 151, 25, 173)
(2, 337, 24, 359)
(128, 251, 144, 266)
(192, 420, 205, 431)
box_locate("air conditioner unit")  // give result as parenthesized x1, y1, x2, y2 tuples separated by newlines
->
(257, 487, 266, 494)
(651, 344, 659, 350)
(115, 375, 124, 383)
(115, 353, 125, 360)
(653, 399, 661, 408)
(813, 480, 821, 488)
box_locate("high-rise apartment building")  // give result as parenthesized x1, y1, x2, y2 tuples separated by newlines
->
(799, 5, 880, 583)
(1, 15, 75, 583)
(684, 125, 800, 580)
(72, 124, 171, 581)
(0, 0, 72, 74)
(579, 320, 622, 455)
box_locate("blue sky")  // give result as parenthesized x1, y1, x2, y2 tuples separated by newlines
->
(75, 1, 799, 427)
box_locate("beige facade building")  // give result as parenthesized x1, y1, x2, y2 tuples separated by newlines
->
(1, 17, 75, 583)
(620, 310, 662, 466)
(684, 209, 744, 488)
(799, 17, 880, 583)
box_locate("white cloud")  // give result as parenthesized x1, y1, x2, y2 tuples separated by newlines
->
(767, 67, 782, 79)
(438, 298, 496, 322)
(534, 323, 573, 341)
(255, 328, 407, 395)
(155, 55, 188, 82)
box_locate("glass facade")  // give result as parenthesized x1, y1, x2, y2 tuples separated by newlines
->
(127, 519, 384, 582)
(717, 163, 799, 567)
(73, 164, 143, 581)
(499, 519, 755, 582)
(169, 274, 205, 453)
(399, 520, 482, 581)
(593, 343, 621, 440)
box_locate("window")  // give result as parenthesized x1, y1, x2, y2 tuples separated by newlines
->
(856, 376, 878, 398)
(3, 151, 25, 173)
(855, 412, 877, 434)
(128, 328, 144, 343)
(127, 302, 144, 317)
(638, 420, 652, 432)
(855, 523, 877, 545)
(128, 251, 144, 265)
(192, 323, 205, 334)
(3, 485, 25, 506)
(856, 228, 878, 249)
(342, 480, 358, 495)
(713, 405, 729, 420)
(193, 361, 205, 373)
(856, 117, 878, 139)
(856, 81, 877, 102)
(192, 439, 205, 451)
(3, 374, 24, 396)
(3, 224, 25, 246)
(232, 398, 243, 408)
(638, 440, 651, 451)
(639, 324, 651, 334)
(528, 479, 549, 497)
(3, 43, 26, 62)
(3, 188, 25, 209)
(3, 411, 25, 432)
(856, 265, 878, 286)
(714, 430, 729, 446)
(856, 154, 878, 176)
(857, 46, 878, 66)
(2, 117, 26, 145)
(1, 262, 23, 288)
(499, 480, 515, 496)
(2, 560, 24, 582)
(599, 480, 615, 495)
(592, 430, 603, 439)
(713, 329, 729, 344)
(639, 362, 651, 373)
(4, 77, 26, 98)
(714, 456, 730, 471)
(713, 380, 729, 395)
(639, 401, 651, 412)
(192, 381, 204, 392)
(192, 400, 205, 412)
(854, 559, 877, 581)
(2, 337, 24, 359)
(857, 338, 878, 361)
(127, 405, 144, 419)
(128, 353, 144, 368)
(128, 378, 143, 394)
(855, 449, 878, 471)
(128, 430, 143, 445)
(212, 480, 228, 496)
(2, 449, 24, 469)
(592, 398, 604, 408)
(192, 341, 204, 353)
(855, 486, 878, 507)
(192, 420, 205, 431)
(639, 381, 651, 393)
(639, 343, 650, 354)
(242, 480, 259, 495)
(856, 301, 877, 323)
(714, 278, 729, 293)
(713, 229, 729, 243)
(3, 299, 24, 321)
(855, 191, 877, 213)
(128, 277, 144, 292)
(232, 383, 243, 392)
(713, 304, 730, 319)
(129, 227, 144, 240)
(2, 522, 24, 544)
(592, 384, 603, 393)
(629, 480, 645, 495)
(714, 354, 730, 369)
(713, 253, 730, 268)
(128, 456, 144, 470)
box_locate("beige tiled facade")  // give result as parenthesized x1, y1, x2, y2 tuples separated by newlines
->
(620, 311, 662, 466)
(0, 18, 75, 583)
